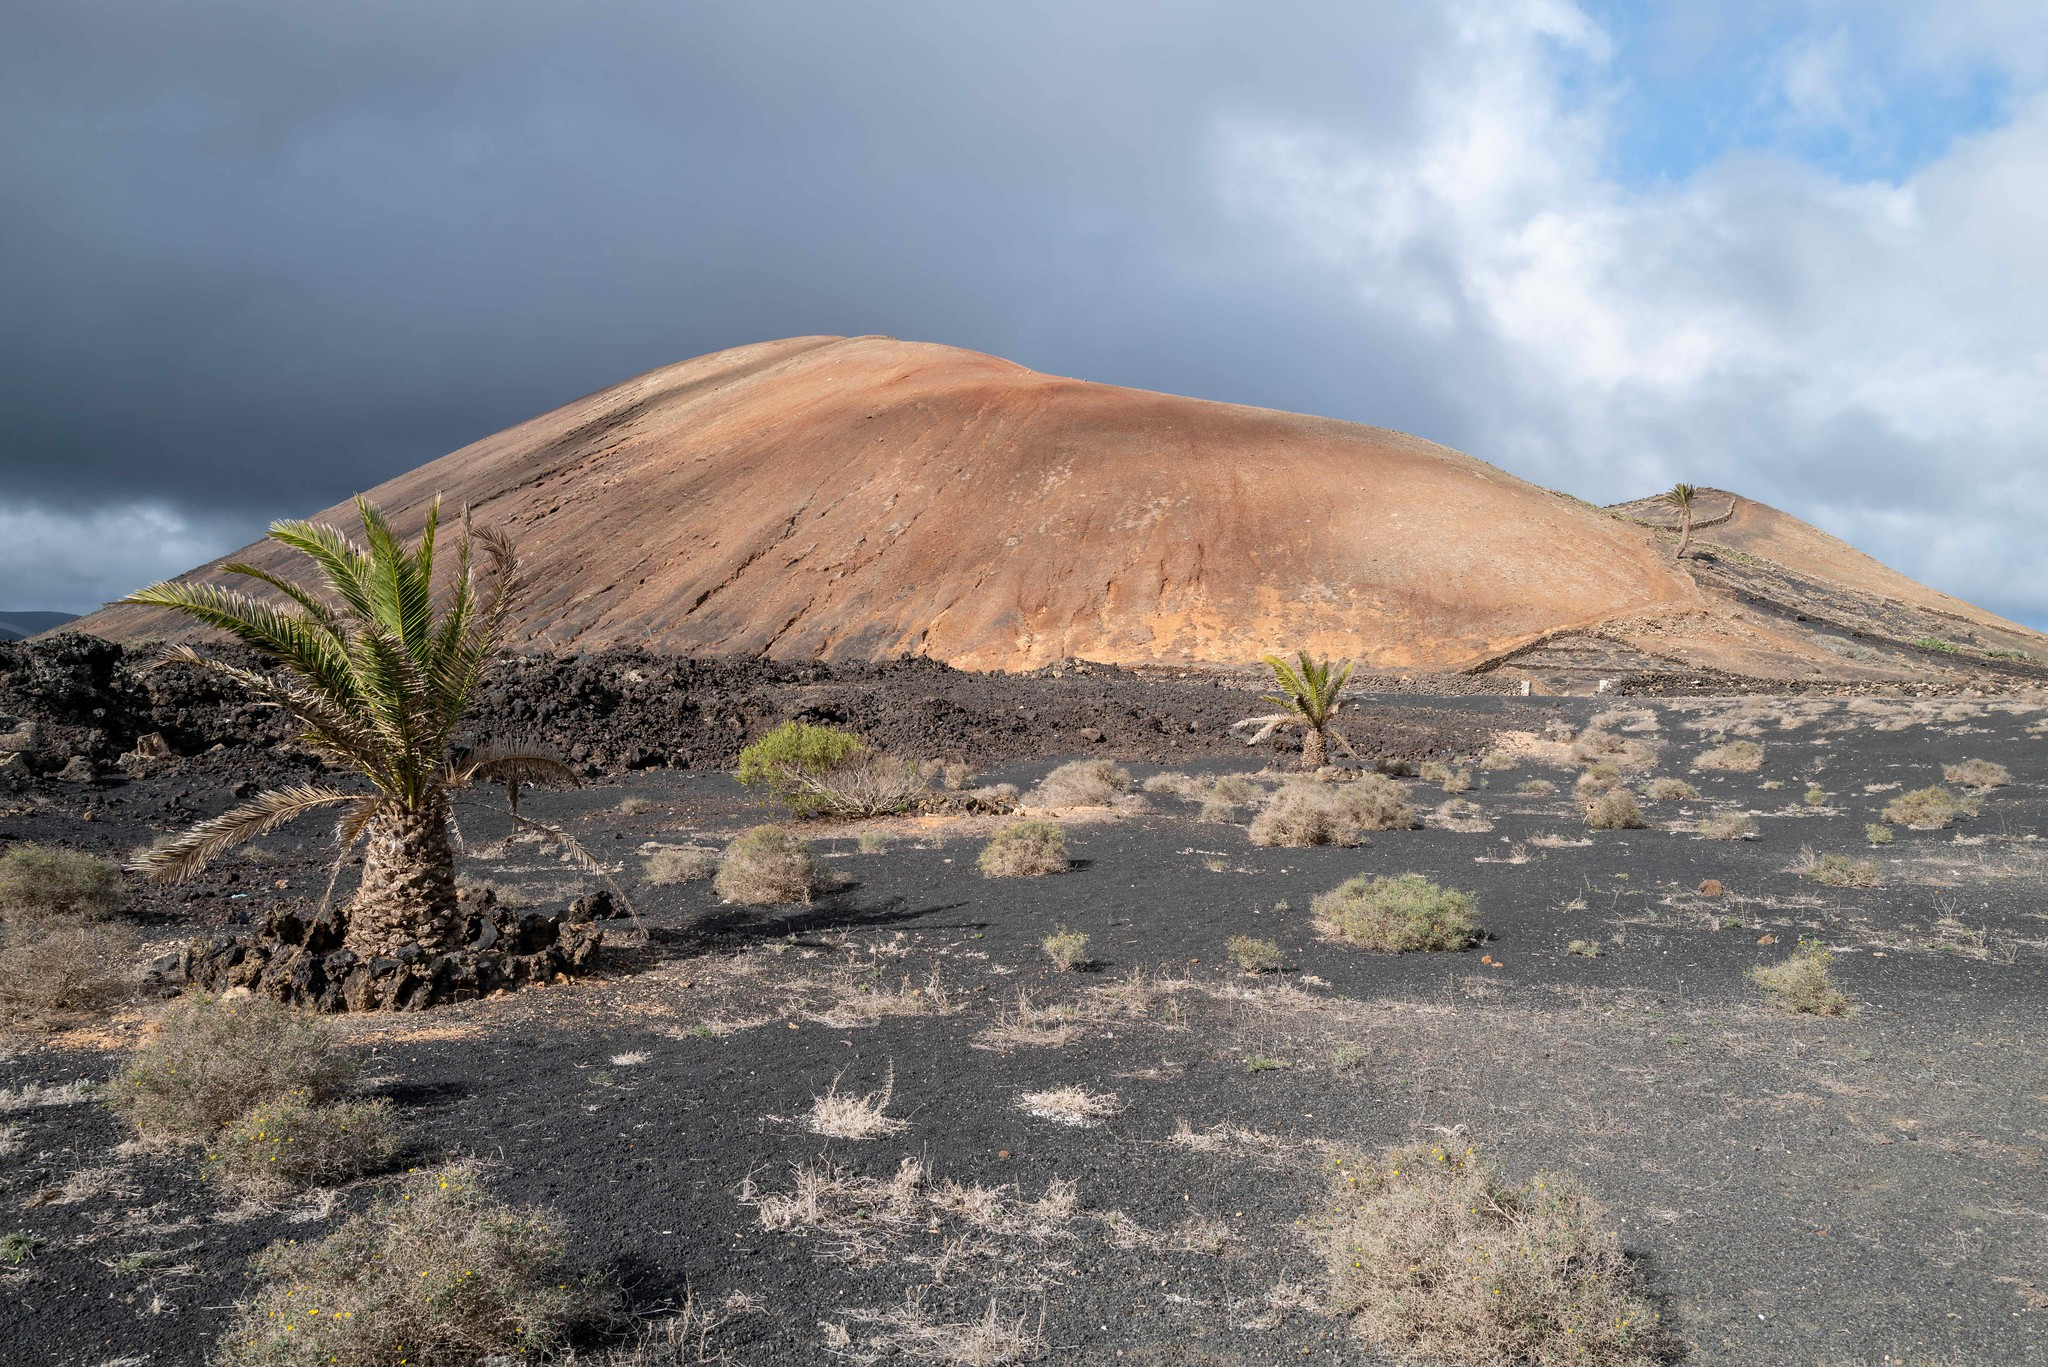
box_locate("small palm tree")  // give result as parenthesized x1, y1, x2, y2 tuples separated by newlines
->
(1233, 651, 1357, 770)
(123, 498, 574, 960)
(1662, 482, 1698, 559)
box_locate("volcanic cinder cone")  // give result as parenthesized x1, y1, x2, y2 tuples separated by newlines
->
(69, 335, 2048, 687)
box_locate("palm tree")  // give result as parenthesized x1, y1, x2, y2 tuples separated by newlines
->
(1233, 651, 1357, 769)
(1662, 482, 1699, 560)
(122, 498, 574, 960)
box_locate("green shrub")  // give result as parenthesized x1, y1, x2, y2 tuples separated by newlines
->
(217, 1161, 609, 1367)
(203, 1093, 401, 1198)
(1694, 741, 1764, 772)
(1882, 786, 1979, 829)
(1943, 758, 2011, 790)
(1913, 635, 1960, 653)
(714, 826, 825, 906)
(0, 844, 126, 924)
(1864, 823, 1894, 846)
(979, 820, 1068, 877)
(1041, 928, 1090, 971)
(1565, 939, 1603, 958)
(1751, 937, 1850, 1016)
(1224, 935, 1283, 973)
(1313, 874, 1475, 952)
(1583, 790, 1644, 830)
(1803, 787, 1828, 806)
(1, 1230, 40, 1264)
(735, 721, 868, 816)
(112, 995, 361, 1142)
(642, 845, 719, 885)
(1323, 1142, 1664, 1367)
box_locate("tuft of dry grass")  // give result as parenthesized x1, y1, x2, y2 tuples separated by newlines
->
(1574, 765, 1620, 796)
(0, 843, 127, 925)
(1313, 874, 1476, 953)
(643, 845, 720, 885)
(1323, 1141, 1665, 1367)
(1569, 729, 1658, 771)
(1694, 740, 1764, 772)
(1751, 936, 1851, 1015)
(1224, 934, 1283, 973)
(1022, 759, 1133, 809)
(830, 1291, 1048, 1365)
(1017, 1085, 1122, 1127)
(1516, 778, 1557, 796)
(1582, 790, 1644, 831)
(1792, 847, 1884, 888)
(616, 796, 658, 816)
(0, 918, 136, 1029)
(1695, 811, 1757, 841)
(1248, 776, 1413, 848)
(113, 995, 361, 1143)
(715, 825, 826, 906)
(978, 820, 1068, 877)
(217, 1160, 609, 1366)
(808, 1065, 907, 1140)
(1943, 758, 2011, 790)
(1882, 786, 1980, 829)
(1643, 777, 1698, 801)
(1040, 928, 1090, 971)
(202, 1092, 401, 1198)
(1432, 798, 1491, 833)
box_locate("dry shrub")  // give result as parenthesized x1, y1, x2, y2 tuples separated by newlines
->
(113, 995, 361, 1142)
(1324, 1141, 1664, 1367)
(786, 750, 931, 818)
(1643, 777, 1698, 801)
(1882, 786, 1980, 828)
(978, 820, 1068, 877)
(1432, 798, 1491, 833)
(1696, 811, 1757, 841)
(1143, 771, 1203, 797)
(1694, 741, 1764, 772)
(1249, 776, 1413, 848)
(1569, 729, 1657, 770)
(1751, 937, 1851, 1015)
(1478, 749, 1519, 772)
(1438, 768, 1474, 794)
(0, 919, 136, 1028)
(1574, 764, 1620, 795)
(642, 845, 719, 885)
(1040, 928, 1090, 971)
(202, 1092, 401, 1198)
(715, 825, 825, 906)
(1023, 759, 1134, 809)
(616, 796, 657, 816)
(808, 1067, 906, 1140)
(0, 843, 126, 924)
(1943, 758, 2011, 790)
(1313, 874, 1476, 953)
(962, 782, 1020, 813)
(1224, 934, 1283, 973)
(1516, 778, 1556, 796)
(217, 1160, 609, 1367)
(1793, 848, 1883, 888)
(1582, 790, 1644, 830)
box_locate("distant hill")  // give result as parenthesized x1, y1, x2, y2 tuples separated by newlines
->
(0, 611, 76, 642)
(66, 335, 2048, 690)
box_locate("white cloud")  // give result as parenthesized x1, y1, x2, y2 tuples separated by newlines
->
(1215, 0, 2048, 625)
(0, 503, 257, 614)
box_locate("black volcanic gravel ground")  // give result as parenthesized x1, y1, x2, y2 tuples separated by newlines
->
(3, 693, 2047, 1365)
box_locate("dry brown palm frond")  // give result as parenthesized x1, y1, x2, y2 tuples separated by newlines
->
(449, 745, 579, 815)
(503, 809, 641, 934)
(130, 785, 365, 883)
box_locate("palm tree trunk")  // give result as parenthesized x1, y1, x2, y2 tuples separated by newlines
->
(1676, 508, 1692, 560)
(1300, 727, 1328, 771)
(343, 796, 460, 959)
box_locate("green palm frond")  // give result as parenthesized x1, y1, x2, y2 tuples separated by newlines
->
(1662, 482, 1697, 508)
(1259, 651, 1352, 727)
(123, 496, 524, 881)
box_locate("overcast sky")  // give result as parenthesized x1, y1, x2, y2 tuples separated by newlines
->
(4, 1, 2046, 625)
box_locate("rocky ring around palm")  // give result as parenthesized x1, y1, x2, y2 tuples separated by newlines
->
(122, 497, 629, 1011)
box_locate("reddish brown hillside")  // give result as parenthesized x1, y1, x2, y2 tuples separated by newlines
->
(68, 337, 2048, 688)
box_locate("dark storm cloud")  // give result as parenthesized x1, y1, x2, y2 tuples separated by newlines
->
(0, 3, 1454, 535)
